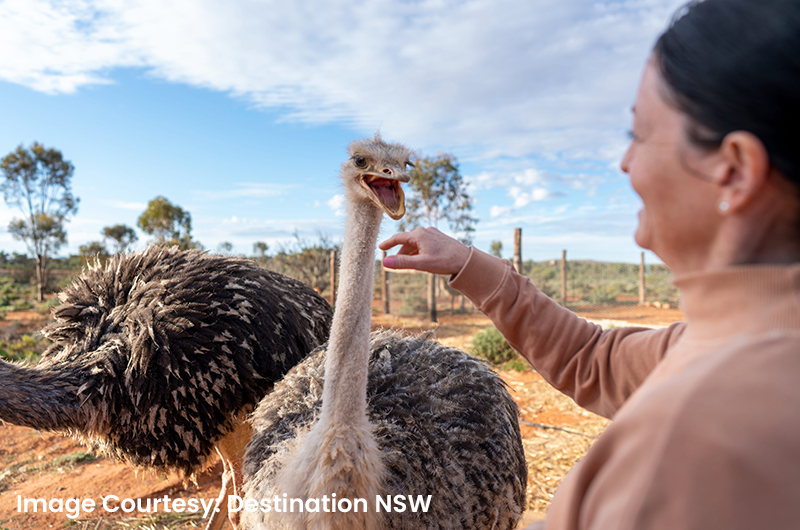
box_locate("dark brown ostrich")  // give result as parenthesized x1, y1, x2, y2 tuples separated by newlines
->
(0, 246, 333, 530)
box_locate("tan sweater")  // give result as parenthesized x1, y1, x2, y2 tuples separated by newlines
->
(449, 247, 800, 530)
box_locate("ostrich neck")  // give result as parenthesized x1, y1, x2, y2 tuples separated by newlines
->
(320, 199, 384, 425)
(0, 359, 82, 431)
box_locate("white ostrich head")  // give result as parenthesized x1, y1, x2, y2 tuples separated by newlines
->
(342, 134, 413, 220)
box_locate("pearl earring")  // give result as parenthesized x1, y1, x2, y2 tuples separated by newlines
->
(718, 201, 730, 212)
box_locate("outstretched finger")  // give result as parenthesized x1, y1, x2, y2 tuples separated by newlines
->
(379, 232, 414, 251)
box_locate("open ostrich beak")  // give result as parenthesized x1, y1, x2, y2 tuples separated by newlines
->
(360, 173, 409, 220)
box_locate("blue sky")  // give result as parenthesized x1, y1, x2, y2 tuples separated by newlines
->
(0, 0, 684, 263)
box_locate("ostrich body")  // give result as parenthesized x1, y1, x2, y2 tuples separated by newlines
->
(0, 247, 333, 530)
(241, 136, 526, 529)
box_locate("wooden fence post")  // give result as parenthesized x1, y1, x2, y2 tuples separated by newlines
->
(513, 228, 522, 274)
(561, 250, 567, 306)
(428, 273, 437, 323)
(639, 251, 646, 305)
(382, 250, 390, 314)
(330, 250, 336, 306)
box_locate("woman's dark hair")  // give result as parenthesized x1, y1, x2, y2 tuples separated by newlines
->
(654, 0, 800, 187)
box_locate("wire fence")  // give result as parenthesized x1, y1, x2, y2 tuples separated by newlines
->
(375, 251, 683, 327)
(1, 243, 683, 328)
(528, 254, 681, 326)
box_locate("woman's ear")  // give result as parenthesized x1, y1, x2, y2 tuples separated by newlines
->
(716, 131, 771, 214)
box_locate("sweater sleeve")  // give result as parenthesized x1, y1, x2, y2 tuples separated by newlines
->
(564, 335, 800, 530)
(449, 247, 685, 418)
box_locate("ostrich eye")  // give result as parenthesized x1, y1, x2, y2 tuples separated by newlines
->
(406, 161, 415, 170)
(353, 155, 367, 169)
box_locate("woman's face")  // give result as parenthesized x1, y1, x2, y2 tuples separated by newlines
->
(621, 59, 722, 273)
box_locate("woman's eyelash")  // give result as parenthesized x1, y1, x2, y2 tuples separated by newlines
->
(627, 129, 639, 141)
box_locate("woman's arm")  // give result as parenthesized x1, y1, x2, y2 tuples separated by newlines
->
(381, 229, 684, 418)
(451, 246, 683, 417)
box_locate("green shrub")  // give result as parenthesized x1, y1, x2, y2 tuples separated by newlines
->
(0, 277, 22, 310)
(504, 357, 530, 372)
(471, 326, 517, 365)
(53, 452, 96, 467)
(0, 334, 48, 363)
(12, 298, 32, 311)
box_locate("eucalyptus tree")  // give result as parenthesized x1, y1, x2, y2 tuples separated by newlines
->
(253, 241, 269, 264)
(78, 240, 111, 266)
(1, 143, 79, 301)
(102, 224, 138, 253)
(400, 153, 476, 322)
(137, 196, 200, 250)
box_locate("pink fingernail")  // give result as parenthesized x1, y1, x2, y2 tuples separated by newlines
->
(383, 256, 395, 268)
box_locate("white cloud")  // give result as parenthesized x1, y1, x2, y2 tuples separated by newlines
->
(193, 183, 292, 201)
(567, 174, 607, 196)
(490, 205, 512, 218)
(514, 168, 548, 187)
(0, 0, 143, 94)
(512, 187, 561, 207)
(327, 194, 345, 217)
(0, 207, 16, 225)
(468, 166, 563, 191)
(470, 165, 569, 212)
(0, 0, 685, 162)
(187, 212, 345, 253)
(467, 171, 499, 190)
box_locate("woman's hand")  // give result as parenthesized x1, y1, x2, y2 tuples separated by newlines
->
(379, 227, 471, 276)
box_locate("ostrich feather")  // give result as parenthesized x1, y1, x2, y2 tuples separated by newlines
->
(242, 330, 526, 529)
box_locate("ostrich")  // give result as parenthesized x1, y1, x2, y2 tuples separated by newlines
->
(0, 247, 333, 530)
(241, 135, 527, 530)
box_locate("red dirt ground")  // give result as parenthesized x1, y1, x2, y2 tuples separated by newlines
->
(1, 306, 681, 529)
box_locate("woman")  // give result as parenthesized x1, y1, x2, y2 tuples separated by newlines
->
(380, 0, 800, 528)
